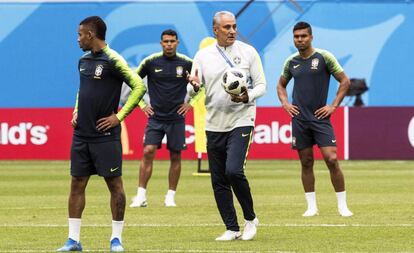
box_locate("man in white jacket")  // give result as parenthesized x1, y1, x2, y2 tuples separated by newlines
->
(187, 11, 266, 241)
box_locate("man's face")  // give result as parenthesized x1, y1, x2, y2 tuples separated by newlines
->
(77, 25, 93, 51)
(293, 28, 313, 52)
(214, 14, 237, 47)
(160, 34, 178, 57)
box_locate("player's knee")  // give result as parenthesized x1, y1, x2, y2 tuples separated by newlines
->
(324, 153, 338, 166)
(105, 176, 123, 191)
(70, 176, 88, 191)
(170, 152, 181, 163)
(109, 184, 125, 196)
(300, 156, 314, 169)
(143, 146, 156, 158)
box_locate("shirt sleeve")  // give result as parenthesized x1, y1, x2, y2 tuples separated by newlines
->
(73, 90, 79, 114)
(187, 60, 193, 77)
(321, 50, 343, 75)
(74, 60, 81, 113)
(247, 47, 267, 103)
(281, 57, 292, 81)
(135, 58, 148, 109)
(187, 52, 203, 98)
(136, 57, 148, 79)
(106, 49, 146, 121)
(138, 98, 147, 109)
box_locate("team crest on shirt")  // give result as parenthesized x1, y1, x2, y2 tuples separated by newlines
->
(176, 66, 183, 77)
(94, 64, 103, 79)
(233, 56, 241, 65)
(311, 58, 319, 70)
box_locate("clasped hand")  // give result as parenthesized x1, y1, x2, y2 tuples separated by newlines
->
(282, 103, 299, 118)
(96, 113, 120, 132)
(230, 86, 249, 103)
(314, 105, 336, 119)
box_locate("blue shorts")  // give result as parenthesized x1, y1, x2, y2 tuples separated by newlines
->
(144, 119, 186, 152)
(70, 139, 122, 177)
(291, 118, 337, 150)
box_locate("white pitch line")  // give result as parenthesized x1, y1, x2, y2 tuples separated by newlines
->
(0, 249, 294, 253)
(0, 207, 63, 210)
(0, 250, 292, 253)
(1, 223, 413, 228)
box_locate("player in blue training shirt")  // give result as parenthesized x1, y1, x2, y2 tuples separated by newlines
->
(57, 16, 145, 252)
(129, 29, 193, 208)
(277, 21, 353, 217)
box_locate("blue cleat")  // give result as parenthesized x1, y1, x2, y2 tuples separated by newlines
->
(110, 238, 124, 252)
(56, 238, 82, 252)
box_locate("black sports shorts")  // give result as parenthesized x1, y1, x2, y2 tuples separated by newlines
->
(70, 139, 122, 177)
(291, 118, 337, 150)
(143, 119, 186, 152)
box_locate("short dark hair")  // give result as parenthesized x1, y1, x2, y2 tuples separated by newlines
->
(293, 21, 312, 35)
(161, 29, 178, 40)
(80, 16, 107, 40)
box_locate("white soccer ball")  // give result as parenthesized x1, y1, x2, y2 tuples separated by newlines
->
(221, 68, 247, 95)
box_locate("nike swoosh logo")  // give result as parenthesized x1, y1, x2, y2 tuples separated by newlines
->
(242, 133, 249, 137)
(332, 140, 337, 143)
(110, 167, 119, 172)
(155, 69, 163, 72)
(293, 64, 300, 69)
(80, 68, 85, 72)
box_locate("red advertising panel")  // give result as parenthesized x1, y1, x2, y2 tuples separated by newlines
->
(0, 107, 345, 160)
(349, 107, 414, 159)
(0, 108, 73, 159)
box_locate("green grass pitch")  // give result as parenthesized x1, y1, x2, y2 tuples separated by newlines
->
(0, 160, 413, 252)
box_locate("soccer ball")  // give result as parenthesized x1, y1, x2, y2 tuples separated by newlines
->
(221, 68, 247, 95)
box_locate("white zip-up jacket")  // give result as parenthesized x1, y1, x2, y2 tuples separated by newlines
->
(190, 40, 266, 132)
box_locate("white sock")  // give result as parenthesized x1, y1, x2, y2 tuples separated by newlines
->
(304, 192, 317, 210)
(137, 187, 146, 198)
(110, 220, 124, 242)
(166, 189, 176, 197)
(336, 191, 349, 210)
(68, 218, 81, 242)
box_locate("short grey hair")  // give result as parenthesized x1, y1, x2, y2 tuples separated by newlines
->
(213, 11, 235, 26)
